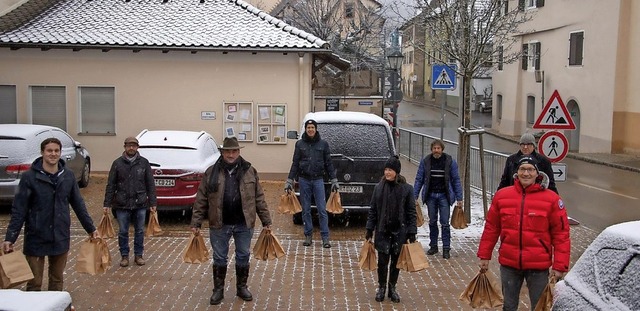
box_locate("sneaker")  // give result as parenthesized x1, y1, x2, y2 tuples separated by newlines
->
(119, 256, 129, 267)
(134, 255, 145, 266)
(322, 238, 331, 248)
(426, 247, 438, 255)
(443, 249, 451, 259)
(303, 235, 312, 246)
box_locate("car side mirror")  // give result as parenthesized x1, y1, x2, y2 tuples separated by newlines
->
(287, 130, 298, 139)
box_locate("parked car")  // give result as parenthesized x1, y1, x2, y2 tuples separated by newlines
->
(135, 129, 220, 215)
(554, 220, 640, 310)
(476, 98, 492, 113)
(0, 124, 91, 204)
(286, 111, 397, 224)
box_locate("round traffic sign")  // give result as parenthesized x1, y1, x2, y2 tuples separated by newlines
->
(538, 131, 568, 162)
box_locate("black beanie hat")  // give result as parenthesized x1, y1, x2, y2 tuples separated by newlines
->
(305, 119, 318, 129)
(384, 156, 401, 174)
(517, 156, 539, 173)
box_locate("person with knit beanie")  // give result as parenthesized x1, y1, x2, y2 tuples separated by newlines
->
(498, 133, 558, 194)
(365, 155, 416, 303)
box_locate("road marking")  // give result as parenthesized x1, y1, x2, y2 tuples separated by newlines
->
(573, 182, 638, 200)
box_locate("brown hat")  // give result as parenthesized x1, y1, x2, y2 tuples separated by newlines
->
(124, 137, 139, 146)
(218, 137, 244, 150)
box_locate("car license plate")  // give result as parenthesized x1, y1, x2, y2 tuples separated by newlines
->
(339, 185, 363, 193)
(155, 179, 175, 187)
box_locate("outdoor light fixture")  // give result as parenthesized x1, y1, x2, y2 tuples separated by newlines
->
(387, 51, 403, 71)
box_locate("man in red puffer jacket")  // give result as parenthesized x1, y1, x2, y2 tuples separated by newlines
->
(477, 156, 570, 311)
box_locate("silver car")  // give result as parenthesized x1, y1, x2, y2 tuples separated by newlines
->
(0, 124, 91, 204)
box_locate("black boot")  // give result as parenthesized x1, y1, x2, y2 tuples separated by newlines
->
(443, 249, 451, 259)
(210, 265, 226, 305)
(375, 286, 386, 302)
(236, 265, 253, 301)
(388, 284, 400, 303)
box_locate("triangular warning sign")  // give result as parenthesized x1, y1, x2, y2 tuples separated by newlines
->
(533, 90, 576, 130)
(434, 69, 453, 86)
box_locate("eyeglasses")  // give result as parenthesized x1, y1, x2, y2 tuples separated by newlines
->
(518, 167, 537, 173)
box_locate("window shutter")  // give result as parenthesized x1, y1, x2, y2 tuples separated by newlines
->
(521, 44, 528, 70)
(31, 86, 66, 131)
(534, 42, 541, 70)
(518, 0, 525, 11)
(536, 0, 545, 8)
(80, 87, 115, 133)
(0, 85, 17, 124)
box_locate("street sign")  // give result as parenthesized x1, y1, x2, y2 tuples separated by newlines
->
(431, 64, 457, 90)
(552, 163, 567, 182)
(538, 131, 569, 162)
(533, 90, 576, 129)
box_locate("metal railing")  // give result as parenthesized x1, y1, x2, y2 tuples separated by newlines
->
(397, 127, 509, 200)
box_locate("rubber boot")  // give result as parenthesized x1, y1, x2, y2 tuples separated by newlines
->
(210, 265, 226, 305)
(236, 265, 253, 301)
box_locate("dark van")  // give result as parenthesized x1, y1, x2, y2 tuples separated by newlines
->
(287, 111, 397, 224)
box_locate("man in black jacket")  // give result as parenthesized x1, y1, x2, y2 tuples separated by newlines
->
(103, 136, 157, 267)
(285, 119, 338, 248)
(498, 133, 558, 194)
(3, 137, 98, 291)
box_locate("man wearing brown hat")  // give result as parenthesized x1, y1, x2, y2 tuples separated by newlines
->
(498, 133, 557, 194)
(103, 136, 157, 267)
(190, 137, 272, 305)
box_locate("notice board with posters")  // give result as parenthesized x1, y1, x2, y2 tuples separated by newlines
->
(256, 104, 287, 144)
(326, 98, 339, 111)
(223, 102, 253, 141)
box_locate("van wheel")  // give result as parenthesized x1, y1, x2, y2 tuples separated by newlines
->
(78, 161, 90, 188)
(292, 212, 303, 225)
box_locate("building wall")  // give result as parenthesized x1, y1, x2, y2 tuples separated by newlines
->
(493, 0, 623, 153)
(0, 48, 313, 177)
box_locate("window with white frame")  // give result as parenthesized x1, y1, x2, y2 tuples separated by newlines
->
(569, 31, 584, 66)
(519, 0, 544, 11)
(31, 86, 66, 131)
(527, 95, 536, 125)
(80, 86, 115, 134)
(0, 85, 17, 124)
(522, 42, 540, 71)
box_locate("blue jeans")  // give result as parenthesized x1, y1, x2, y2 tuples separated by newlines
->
(209, 224, 254, 267)
(426, 192, 451, 249)
(116, 208, 147, 257)
(500, 265, 549, 311)
(298, 177, 329, 239)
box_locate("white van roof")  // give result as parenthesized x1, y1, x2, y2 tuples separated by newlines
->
(303, 111, 389, 126)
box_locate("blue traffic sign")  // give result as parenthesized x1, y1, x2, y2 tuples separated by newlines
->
(431, 64, 457, 90)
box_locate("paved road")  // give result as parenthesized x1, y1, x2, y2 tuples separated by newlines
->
(397, 100, 640, 232)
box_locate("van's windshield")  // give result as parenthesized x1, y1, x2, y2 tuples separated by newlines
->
(318, 123, 394, 158)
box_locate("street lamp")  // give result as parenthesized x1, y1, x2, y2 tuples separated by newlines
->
(386, 51, 404, 139)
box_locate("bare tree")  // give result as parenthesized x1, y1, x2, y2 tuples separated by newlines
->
(392, 0, 532, 213)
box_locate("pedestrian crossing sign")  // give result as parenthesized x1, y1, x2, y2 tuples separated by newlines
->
(533, 90, 576, 129)
(431, 64, 456, 90)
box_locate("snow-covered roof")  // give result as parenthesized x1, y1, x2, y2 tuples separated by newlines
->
(304, 111, 388, 126)
(136, 129, 212, 149)
(0, 0, 330, 52)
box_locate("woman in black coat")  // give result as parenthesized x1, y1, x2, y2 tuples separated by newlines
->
(365, 156, 417, 303)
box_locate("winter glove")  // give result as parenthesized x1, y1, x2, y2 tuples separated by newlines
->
(365, 230, 373, 241)
(407, 233, 416, 243)
(330, 178, 339, 192)
(284, 179, 293, 192)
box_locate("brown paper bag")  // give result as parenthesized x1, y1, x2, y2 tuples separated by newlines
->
(76, 238, 111, 275)
(145, 210, 163, 237)
(451, 205, 468, 229)
(326, 191, 344, 214)
(0, 249, 34, 289)
(278, 191, 303, 215)
(253, 228, 285, 261)
(534, 274, 556, 311)
(415, 200, 425, 227)
(358, 240, 377, 271)
(182, 232, 210, 264)
(396, 242, 429, 272)
(459, 269, 504, 308)
(97, 211, 116, 238)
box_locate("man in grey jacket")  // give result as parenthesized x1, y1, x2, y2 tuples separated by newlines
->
(190, 137, 272, 305)
(103, 136, 157, 267)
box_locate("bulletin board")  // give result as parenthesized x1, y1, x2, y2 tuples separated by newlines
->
(256, 104, 287, 144)
(223, 102, 253, 141)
